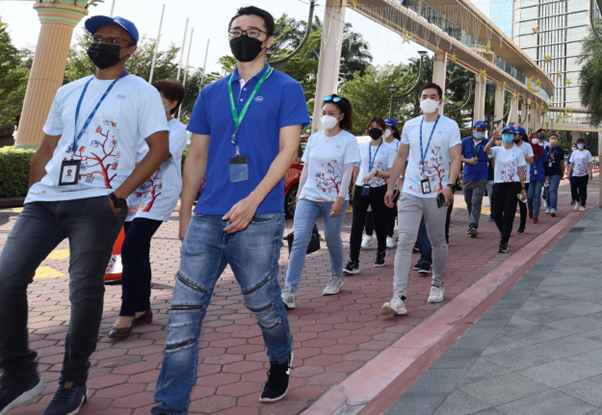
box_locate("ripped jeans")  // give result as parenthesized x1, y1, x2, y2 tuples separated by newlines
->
(152, 212, 292, 415)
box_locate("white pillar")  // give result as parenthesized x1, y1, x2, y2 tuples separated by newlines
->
(474, 77, 487, 122)
(494, 83, 505, 122)
(530, 105, 538, 132)
(432, 52, 447, 115)
(509, 95, 519, 125)
(312, 0, 347, 133)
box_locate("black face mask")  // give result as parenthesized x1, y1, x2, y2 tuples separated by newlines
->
(229, 35, 264, 62)
(513, 139, 520, 144)
(87, 43, 129, 70)
(368, 128, 383, 140)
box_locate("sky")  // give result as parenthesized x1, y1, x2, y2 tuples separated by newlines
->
(0, 0, 491, 74)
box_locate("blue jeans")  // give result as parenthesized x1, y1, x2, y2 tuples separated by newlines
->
(527, 180, 544, 218)
(544, 175, 562, 209)
(285, 198, 349, 291)
(417, 219, 432, 266)
(152, 213, 292, 415)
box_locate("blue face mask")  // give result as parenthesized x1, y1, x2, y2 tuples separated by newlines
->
(502, 134, 514, 144)
(539, 134, 546, 140)
(578, 143, 584, 149)
(474, 132, 485, 140)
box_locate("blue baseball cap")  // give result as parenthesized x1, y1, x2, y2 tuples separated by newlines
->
(502, 125, 516, 134)
(384, 118, 397, 128)
(473, 120, 486, 129)
(85, 16, 139, 45)
(515, 126, 526, 135)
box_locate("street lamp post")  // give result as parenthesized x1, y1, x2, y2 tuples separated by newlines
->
(387, 50, 428, 119)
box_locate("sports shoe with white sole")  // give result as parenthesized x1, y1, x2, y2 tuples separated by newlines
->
(574, 201, 581, 210)
(545, 208, 551, 214)
(361, 235, 374, 249)
(0, 375, 45, 415)
(551, 208, 557, 217)
(343, 260, 359, 275)
(386, 236, 395, 249)
(281, 287, 297, 309)
(580, 205, 585, 212)
(260, 352, 294, 403)
(427, 286, 444, 303)
(381, 296, 407, 315)
(323, 276, 344, 295)
(43, 381, 87, 415)
(374, 251, 386, 267)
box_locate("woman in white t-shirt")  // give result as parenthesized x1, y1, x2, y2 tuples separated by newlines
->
(281, 95, 360, 309)
(513, 127, 534, 234)
(484, 126, 527, 254)
(567, 138, 594, 212)
(109, 79, 187, 338)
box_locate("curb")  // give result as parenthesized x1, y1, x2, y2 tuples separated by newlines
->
(301, 195, 599, 415)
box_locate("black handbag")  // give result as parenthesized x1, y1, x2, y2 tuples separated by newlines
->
(286, 224, 321, 256)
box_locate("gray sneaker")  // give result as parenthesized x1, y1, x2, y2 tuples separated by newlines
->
(323, 276, 344, 295)
(281, 287, 297, 309)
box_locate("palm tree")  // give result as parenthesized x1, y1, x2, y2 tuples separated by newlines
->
(579, 19, 602, 125)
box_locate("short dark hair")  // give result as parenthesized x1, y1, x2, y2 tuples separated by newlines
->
(229, 6, 275, 36)
(152, 79, 186, 115)
(322, 94, 353, 132)
(420, 82, 443, 99)
(549, 132, 559, 139)
(537, 128, 545, 134)
(576, 138, 586, 147)
(367, 117, 386, 132)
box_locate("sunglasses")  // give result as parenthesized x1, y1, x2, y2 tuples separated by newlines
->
(324, 96, 341, 102)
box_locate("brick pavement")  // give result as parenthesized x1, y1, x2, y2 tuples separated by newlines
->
(0, 178, 593, 415)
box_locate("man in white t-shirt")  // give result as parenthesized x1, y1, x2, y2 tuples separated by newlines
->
(0, 16, 169, 415)
(381, 82, 462, 315)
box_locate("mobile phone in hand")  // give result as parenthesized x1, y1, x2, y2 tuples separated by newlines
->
(436, 193, 446, 208)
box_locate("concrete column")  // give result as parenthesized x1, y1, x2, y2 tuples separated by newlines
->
(509, 94, 519, 125)
(530, 105, 538, 132)
(474, 77, 487, 122)
(312, 0, 346, 134)
(432, 52, 447, 115)
(494, 83, 505, 122)
(15, 2, 88, 148)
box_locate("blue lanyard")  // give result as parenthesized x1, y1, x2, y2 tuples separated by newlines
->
(551, 147, 557, 157)
(420, 115, 440, 171)
(368, 140, 383, 172)
(70, 71, 128, 156)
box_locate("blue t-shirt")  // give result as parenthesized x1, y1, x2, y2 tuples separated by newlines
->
(461, 136, 490, 181)
(530, 147, 549, 181)
(187, 64, 310, 215)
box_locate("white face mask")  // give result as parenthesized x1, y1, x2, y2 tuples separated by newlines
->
(531, 138, 539, 145)
(383, 129, 392, 139)
(420, 98, 440, 114)
(321, 114, 339, 130)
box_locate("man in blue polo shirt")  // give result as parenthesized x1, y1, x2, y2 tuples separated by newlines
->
(461, 120, 490, 237)
(151, 6, 310, 414)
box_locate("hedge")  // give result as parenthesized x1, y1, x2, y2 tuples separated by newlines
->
(0, 146, 35, 198)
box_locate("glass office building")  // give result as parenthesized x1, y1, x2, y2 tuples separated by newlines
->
(489, 0, 513, 38)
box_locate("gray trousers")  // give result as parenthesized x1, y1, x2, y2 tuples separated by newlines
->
(487, 180, 494, 218)
(463, 179, 488, 228)
(394, 193, 447, 298)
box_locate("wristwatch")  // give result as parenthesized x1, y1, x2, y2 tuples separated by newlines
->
(446, 183, 456, 192)
(399, 175, 404, 179)
(109, 192, 127, 208)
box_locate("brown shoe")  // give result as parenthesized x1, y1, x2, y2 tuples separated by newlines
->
(135, 309, 153, 325)
(108, 318, 135, 339)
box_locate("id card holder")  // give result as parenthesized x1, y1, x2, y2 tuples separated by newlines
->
(59, 159, 81, 186)
(421, 179, 432, 194)
(229, 156, 249, 183)
(533, 168, 539, 176)
(361, 185, 370, 196)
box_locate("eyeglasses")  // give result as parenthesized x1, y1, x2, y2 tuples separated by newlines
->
(324, 96, 341, 102)
(228, 28, 268, 39)
(89, 35, 132, 45)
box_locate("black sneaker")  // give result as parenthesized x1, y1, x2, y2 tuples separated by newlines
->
(499, 244, 508, 253)
(466, 228, 471, 235)
(43, 382, 87, 415)
(418, 263, 431, 274)
(516, 227, 525, 235)
(374, 251, 386, 267)
(488, 216, 494, 222)
(260, 352, 294, 402)
(412, 261, 420, 271)
(343, 260, 359, 275)
(0, 374, 45, 415)
(413, 243, 420, 252)
(469, 227, 478, 238)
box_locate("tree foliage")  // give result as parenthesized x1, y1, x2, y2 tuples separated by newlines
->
(579, 19, 602, 125)
(0, 27, 32, 126)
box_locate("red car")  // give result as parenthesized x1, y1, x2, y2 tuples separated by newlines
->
(284, 135, 308, 218)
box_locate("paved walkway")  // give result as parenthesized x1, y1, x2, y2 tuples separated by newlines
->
(0, 177, 597, 415)
(379, 205, 602, 415)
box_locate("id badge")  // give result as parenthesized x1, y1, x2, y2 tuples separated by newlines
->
(534, 168, 539, 176)
(361, 185, 370, 196)
(59, 160, 81, 186)
(229, 156, 249, 183)
(421, 179, 432, 194)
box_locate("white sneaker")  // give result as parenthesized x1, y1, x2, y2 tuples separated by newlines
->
(323, 276, 344, 295)
(574, 201, 581, 210)
(281, 287, 297, 309)
(386, 236, 395, 249)
(580, 205, 585, 212)
(545, 208, 551, 214)
(361, 235, 374, 249)
(427, 286, 444, 303)
(543, 199, 548, 208)
(381, 296, 407, 315)
(551, 208, 557, 217)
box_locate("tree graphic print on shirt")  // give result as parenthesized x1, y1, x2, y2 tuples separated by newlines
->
(315, 160, 341, 198)
(575, 157, 589, 176)
(409, 146, 446, 194)
(500, 161, 517, 183)
(368, 159, 389, 187)
(68, 120, 121, 188)
(128, 168, 164, 216)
